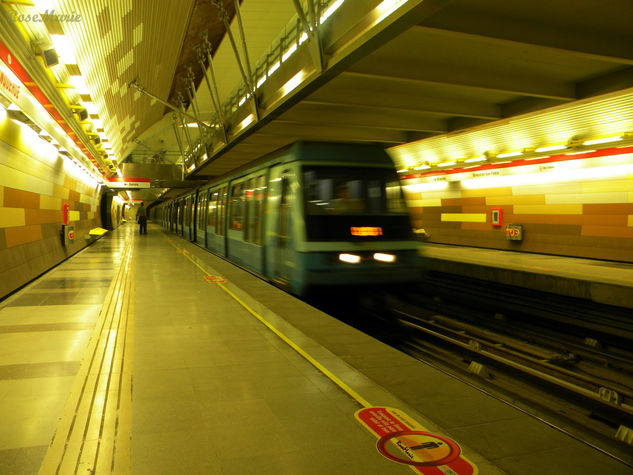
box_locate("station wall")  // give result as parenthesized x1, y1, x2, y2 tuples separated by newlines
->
(407, 165, 633, 262)
(0, 111, 103, 299)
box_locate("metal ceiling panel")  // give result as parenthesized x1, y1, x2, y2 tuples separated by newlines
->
(57, 0, 194, 161)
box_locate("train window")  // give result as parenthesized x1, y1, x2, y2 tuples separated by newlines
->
(303, 166, 406, 216)
(216, 186, 227, 236)
(253, 174, 265, 245)
(197, 194, 205, 230)
(207, 190, 218, 227)
(244, 178, 254, 242)
(229, 182, 244, 231)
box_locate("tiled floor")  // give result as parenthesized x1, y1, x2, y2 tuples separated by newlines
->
(2, 223, 631, 474)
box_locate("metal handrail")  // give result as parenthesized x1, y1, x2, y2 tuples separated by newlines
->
(184, 0, 336, 162)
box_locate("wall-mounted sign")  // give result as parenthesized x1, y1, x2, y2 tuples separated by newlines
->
(105, 178, 150, 189)
(491, 208, 503, 226)
(0, 66, 20, 101)
(505, 224, 523, 240)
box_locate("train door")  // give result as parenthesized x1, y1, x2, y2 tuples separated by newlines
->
(274, 171, 294, 286)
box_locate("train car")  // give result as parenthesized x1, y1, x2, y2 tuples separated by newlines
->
(157, 142, 423, 295)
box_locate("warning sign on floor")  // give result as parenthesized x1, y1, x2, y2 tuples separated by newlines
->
(355, 407, 477, 474)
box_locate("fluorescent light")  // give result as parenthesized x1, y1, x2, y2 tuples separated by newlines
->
(373, 253, 395, 263)
(68, 76, 89, 94)
(464, 156, 486, 163)
(339, 253, 361, 264)
(397, 169, 409, 173)
(282, 44, 297, 62)
(81, 101, 97, 114)
(281, 71, 304, 96)
(320, 0, 344, 22)
(497, 151, 523, 158)
(404, 181, 448, 192)
(582, 136, 623, 146)
(50, 35, 77, 64)
(438, 161, 456, 167)
(414, 165, 430, 170)
(236, 113, 255, 132)
(268, 61, 280, 75)
(535, 144, 567, 153)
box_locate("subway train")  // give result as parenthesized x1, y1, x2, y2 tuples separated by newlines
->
(154, 142, 423, 296)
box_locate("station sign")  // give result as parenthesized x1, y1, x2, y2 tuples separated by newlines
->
(105, 177, 151, 189)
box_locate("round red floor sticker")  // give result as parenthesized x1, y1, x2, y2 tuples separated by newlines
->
(204, 275, 226, 283)
(355, 407, 477, 474)
(377, 430, 460, 467)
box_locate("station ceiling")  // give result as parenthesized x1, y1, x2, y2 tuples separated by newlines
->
(2, 0, 633, 200)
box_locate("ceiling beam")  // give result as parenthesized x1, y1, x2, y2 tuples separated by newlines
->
(345, 65, 576, 101)
(279, 103, 447, 132)
(257, 121, 409, 144)
(419, 13, 633, 65)
(307, 83, 501, 120)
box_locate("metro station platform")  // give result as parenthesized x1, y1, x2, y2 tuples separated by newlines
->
(422, 243, 633, 309)
(0, 223, 631, 474)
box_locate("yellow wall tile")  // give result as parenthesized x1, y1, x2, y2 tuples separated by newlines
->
(546, 192, 628, 205)
(419, 190, 462, 200)
(0, 163, 28, 190)
(628, 215, 633, 227)
(441, 213, 487, 223)
(582, 180, 633, 193)
(68, 211, 80, 222)
(461, 187, 512, 198)
(512, 183, 581, 196)
(514, 204, 583, 215)
(629, 192, 633, 202)
(0, 207, 26, 228)
(0, 186, 3, 207)
(40, 195, 62, 211)
(407, 199, 442, 207)
(53, 185, 69, 200)
(486, 195, 545, 205)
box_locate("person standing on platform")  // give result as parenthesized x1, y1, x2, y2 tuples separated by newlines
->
(137, 202, 148, 235)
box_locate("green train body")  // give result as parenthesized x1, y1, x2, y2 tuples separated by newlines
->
(155, 142, 423, 295)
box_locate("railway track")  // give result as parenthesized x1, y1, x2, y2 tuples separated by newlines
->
(377, 274, 633, 467)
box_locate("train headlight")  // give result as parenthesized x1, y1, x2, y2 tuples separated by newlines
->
(339, 253, 361, 264)
(373, 253, 396, 263)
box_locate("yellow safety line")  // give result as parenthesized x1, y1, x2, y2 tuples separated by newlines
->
(168, 239, 373, 409)
(39, 242, 134, 475)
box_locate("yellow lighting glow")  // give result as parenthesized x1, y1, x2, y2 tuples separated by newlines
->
(68, 76, 89, 94)
(464, 156, 486, 163)
(236, 113, 255, 133)
(320, 0, 344, 22)
(438, 161, 456, 167)
(281, 71, 305, 96)
(373, 253, 395, 263)
(461, 161, 633, 190)
(583, 136, 623, 146)
(497, 151, 523, 158)
(535, 144, 567, 153)
(50, 35, 77, 64)
(404, 181, 448, 192)
(339, 253, 361, 264)
(282, 44, 297, 62)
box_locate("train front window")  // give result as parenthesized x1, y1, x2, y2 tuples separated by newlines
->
(303, 166, 406, 216)
(303, 166, 412, 241)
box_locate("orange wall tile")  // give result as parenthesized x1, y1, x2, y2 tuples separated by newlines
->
(5, 225, 43, 248)
(25, 209, 63, 225)
(3, 187, 40, 209)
